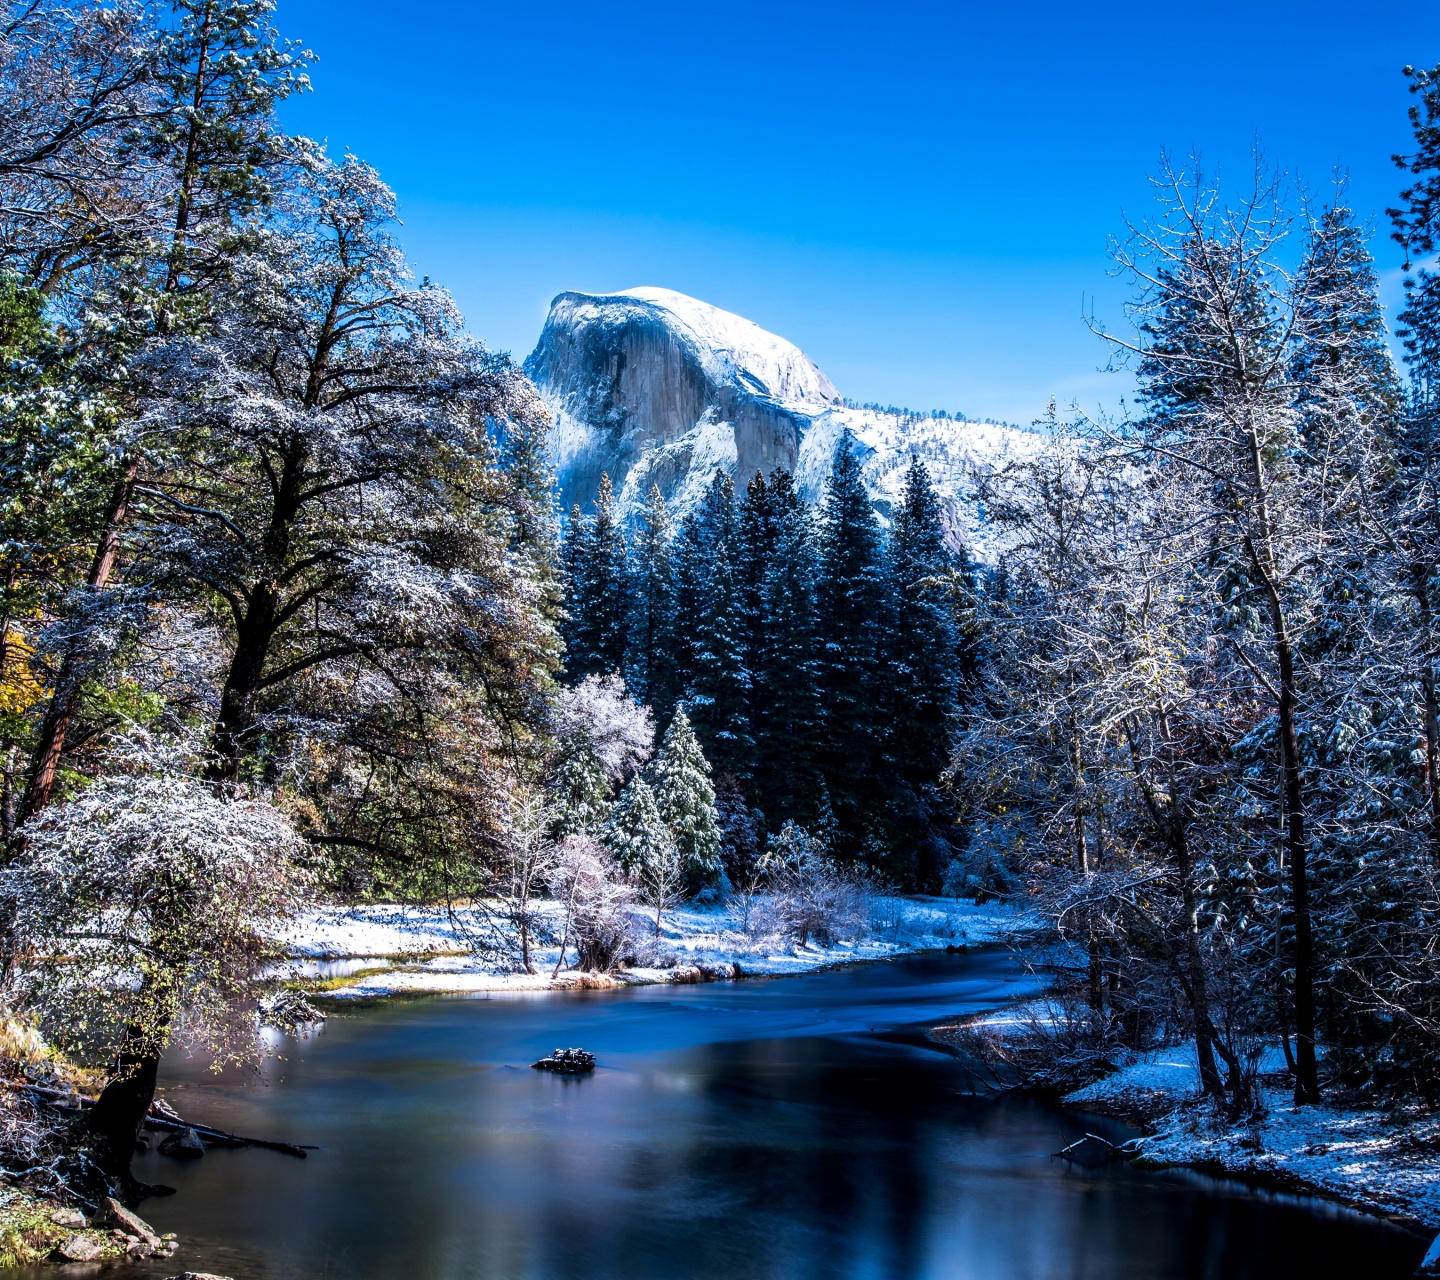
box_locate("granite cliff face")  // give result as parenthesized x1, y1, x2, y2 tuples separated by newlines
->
(524, 287, 1042, 556)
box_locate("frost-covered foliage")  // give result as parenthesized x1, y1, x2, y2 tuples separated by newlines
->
(119, 153, 560, 891)
(5, 767, 310, 1063)
(553, 673, 653, 782)
(549, 834, 638, 973)
(751, 822, 869, 947)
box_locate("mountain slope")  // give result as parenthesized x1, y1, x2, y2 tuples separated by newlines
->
(524, 287, 1045, 556)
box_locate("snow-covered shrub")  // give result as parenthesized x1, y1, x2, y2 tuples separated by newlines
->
(549, 835, 638, 973)
(754, 822, 870, 947)
(5, 770, 311, 1065)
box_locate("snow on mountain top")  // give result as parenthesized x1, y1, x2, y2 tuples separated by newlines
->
(617, 287, 841, 412)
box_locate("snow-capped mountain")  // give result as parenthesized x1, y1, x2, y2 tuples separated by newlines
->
(524, 287, 1045, 556)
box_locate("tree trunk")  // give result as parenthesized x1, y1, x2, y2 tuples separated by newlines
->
(1274, 633, 1321, 1104)
(83, 1035, 166, 1205)
(1414, 567, 1440, 858)
(20, 465, 137, 822)
(207, 592, 277, 780)
(1173, 821, 1225, 1098)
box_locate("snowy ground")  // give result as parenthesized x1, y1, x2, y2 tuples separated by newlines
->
(1071, 1045, 1440, 1234)
(273, 895, 1029, 999)
(940, 1000, 1440, 1242)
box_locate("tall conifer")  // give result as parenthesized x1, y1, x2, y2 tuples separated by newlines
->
(814, 431, 884, 855)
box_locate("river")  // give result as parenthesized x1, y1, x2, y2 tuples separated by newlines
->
(89, 950, 1427, 1278)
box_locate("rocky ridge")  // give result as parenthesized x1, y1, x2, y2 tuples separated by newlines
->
(524, 287, 1045, 557)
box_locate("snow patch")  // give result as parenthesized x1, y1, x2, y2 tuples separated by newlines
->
(274, 896, 1028, 998)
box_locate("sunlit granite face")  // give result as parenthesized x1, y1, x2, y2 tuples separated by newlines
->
(524, 287, 1046, 555)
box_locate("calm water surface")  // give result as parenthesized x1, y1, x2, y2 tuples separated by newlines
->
(86, 951, 1427, 1279)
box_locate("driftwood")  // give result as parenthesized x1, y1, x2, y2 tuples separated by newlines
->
(1054, 1132, 1128, 1166)
(0, 1080, 316, 1158)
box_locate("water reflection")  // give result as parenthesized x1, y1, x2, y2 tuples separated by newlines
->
(45, 952, 1426, 1280)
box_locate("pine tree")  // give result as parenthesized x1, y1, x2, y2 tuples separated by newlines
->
(628, 484, 674, 710)
(813, 430, 884, 858)
(604, 774, 681, 936)
(673, 473, 749, 774)
(879, 456, 961, 888)
(148, 0, 314, 298)
(646, 708, 721, 891)
(754, 475, 823, 828)
(736, 470, 780, 710)
(548, 738, 610, 838)
(605, 775, 673, 874)
(563, 474, 629, 680)
(885, 456, 959, 776)
(558, 503, 591, 677)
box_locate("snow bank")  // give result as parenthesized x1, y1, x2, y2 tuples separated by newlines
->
(1058, 1042, 1440, 1231)
(273, 895, 1028, 998)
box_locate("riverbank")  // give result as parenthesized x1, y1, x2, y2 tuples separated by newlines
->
(275, 895, 1026, 998)
(932, 998, 1440, 1255)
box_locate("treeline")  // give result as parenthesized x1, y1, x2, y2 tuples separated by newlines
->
(954, 117, 1440, 1107)
(558, 445, 975, 890)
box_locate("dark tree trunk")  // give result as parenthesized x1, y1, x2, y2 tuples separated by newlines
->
(207, 592, 278, 780)
(1414, 568, 1440, 859)
(1274, 634, 1321, 1104)
(82, 1038, 167, 1205)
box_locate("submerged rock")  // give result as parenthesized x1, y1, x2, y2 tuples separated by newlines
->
(531, 1048, 596, 1074)
(158, 1126, 206, 1159)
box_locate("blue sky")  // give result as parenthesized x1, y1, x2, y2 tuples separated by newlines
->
(278, 0, 1439, 425)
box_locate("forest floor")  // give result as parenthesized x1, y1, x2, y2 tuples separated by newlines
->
(933, 997, 1440, 1259)
(274, 894, 1026, 998)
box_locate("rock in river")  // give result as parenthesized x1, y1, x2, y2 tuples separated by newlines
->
(158, 1126, 206, 1158)
(531, 1048, 596, 1074)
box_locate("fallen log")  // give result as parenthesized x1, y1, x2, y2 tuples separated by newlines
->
(140, 1114, 314, 1159)
(0, 1080, 316, 1157)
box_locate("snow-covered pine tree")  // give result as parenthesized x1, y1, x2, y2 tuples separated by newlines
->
(563, 473, 629, 681)
(558, 503, 591, 674)
(673, 472, 749, 775)
(646, 707, 721, 891)
(628, 483, 674, 710)
(736, 471, 781, 752)
(548, 740, 610, 838)
(604, 773, 681, 936)
(148, 0, 315, 299)
(814, 430, 885, 861)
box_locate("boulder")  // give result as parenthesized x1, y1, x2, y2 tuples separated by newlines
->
(92, 1196, 159, 1243)
(158, 1126, 206, 1159)
(56, 1234, 106, 1262)
(49, 1207, 86, 1229)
